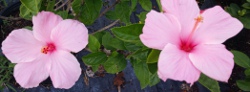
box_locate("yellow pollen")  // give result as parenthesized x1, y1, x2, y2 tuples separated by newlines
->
(41, 46, 49, 54)
(195, 15, 203, 23)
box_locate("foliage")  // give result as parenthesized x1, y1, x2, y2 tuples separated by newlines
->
(225, 0, 250, 90)
(225, 1, 250, 29)
(231, 50, 250, 91)
(198, 74, 220, 92)
(0, 56, 14, 91)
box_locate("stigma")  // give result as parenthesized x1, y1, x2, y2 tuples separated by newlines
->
(41, 43, 56, 54)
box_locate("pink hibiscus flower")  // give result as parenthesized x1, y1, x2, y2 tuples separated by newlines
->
(1, 11, 88, 88)
(140, 0, 243, 84)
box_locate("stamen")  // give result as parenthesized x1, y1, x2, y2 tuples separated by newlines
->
(181, 15, 204, 52)
(41, 43, 56, 54)
(195, 15, 203, 23)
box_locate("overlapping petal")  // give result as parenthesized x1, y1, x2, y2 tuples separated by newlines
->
(193, 6, 243, 44)
(2, 29, 44, 63)
(161, 0, 199, 37)
(51, 19, 88, 53)
(49, 50, 81, 89)
(158, 44, 200, 84)
(189, 44, 234, 82)
(14, 56, 50, 88)
(140, 10, 181, 50)
(33, 11, 63, 42)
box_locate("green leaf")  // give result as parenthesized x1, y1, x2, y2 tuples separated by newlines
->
(147, 49, 160, 63)
(93, 31, 105, 44)
(238, 14, 250, 29)
(226, 3, 241, 17)
(102, 32, 127, 50)
(132, 59, 150, 89)
(147, 63, 157, 74)
(56, 11, 68, 19)
(91, 65, 99, 72)
(129, 49, 149, 61)
(20, 0, 41, 13)
(236, 80, 250, 91)
(198, 74, 220, 92)
(24, 26, 32, 30)
(149, 73, 160, 86)
(137, 12, 148, 23)
(103, 52, 127, 74)
(105, 1, 131, 24)
(123, 42, 142, 52)
(230, 3, 241, 16)
(247, 0, 250, 2)
(82, 52, 107, 65)
(72, 0, 102, 25)
(111, 24, 144, 43)
(138, 0, 152, 11)
(130, 0, 138, 15)
(231, 50, 250, 68)
(46, 0, 55, 11)
(88, 35, 101, 52)
(156, 0, 163, 12)
(19, 4, 33, 20)
(245, 69, 250, 76)
(242, 3, 250, 9)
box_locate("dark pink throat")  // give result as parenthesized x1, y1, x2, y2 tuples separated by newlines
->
(180, 40, 195, 52)
(41, 43, 56, 54)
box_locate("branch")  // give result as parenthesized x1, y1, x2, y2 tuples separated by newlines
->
(66, 0, 72, 12)
(55, 0, 63, 7)
(98, 0, 120, 18)
(0, 16, 22, 20)
(55, 0, 70, 11)
(84, 47, 91, 52)
(92, 19, 120, 34)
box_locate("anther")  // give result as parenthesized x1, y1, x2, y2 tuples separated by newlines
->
(195, 15, 203, 22)
(41, 43, 56, 54)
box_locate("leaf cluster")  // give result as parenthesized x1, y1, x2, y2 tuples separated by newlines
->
(231, 50, 250, 91)
(0, 56, 15, 91)
(225, 0, 250, 29)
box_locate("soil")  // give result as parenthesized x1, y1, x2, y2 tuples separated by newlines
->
(0, 10, 32, 47)
(0, 0, 249, 92)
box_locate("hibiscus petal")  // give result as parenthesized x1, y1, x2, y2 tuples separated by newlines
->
(33, 11, 63, 42)
(14, 56, 50, 88)
(161, 0, 199, 37)
(158, 43, 200, 84)
(49, 50, 81, 89)
(1, 29, 44, 63)
(51, 19, 88, 53)
(193, 6, 243, 44)
(189, 44, 234, 82)
(140, 10, 181, 50)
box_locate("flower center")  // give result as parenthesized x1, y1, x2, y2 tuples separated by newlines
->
(41, 43, 56, 54)
(180, 15, 203, 52)
(180, 40, 195, 52)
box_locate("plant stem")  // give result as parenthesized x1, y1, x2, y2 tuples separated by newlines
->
(55, 0, 70, 11)
(84, 47, 91, 52)
(92, 19, 120, 34)
(55, 0, 63, 7)
(98, 0, 120, 18)
(0, 16, 22, 20)
(66, 0, 72, 12)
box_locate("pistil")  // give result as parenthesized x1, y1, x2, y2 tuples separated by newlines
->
(181, 15, 203, 52)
